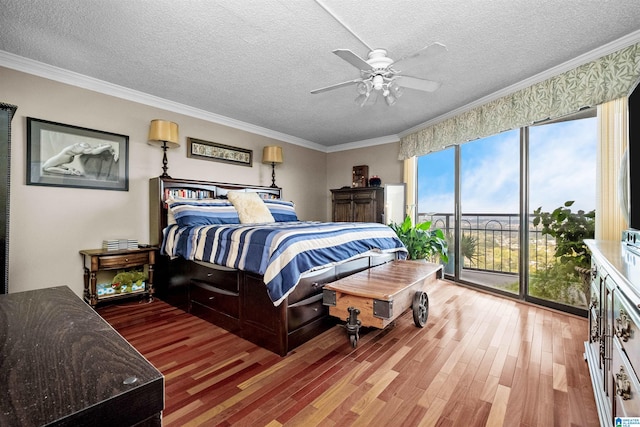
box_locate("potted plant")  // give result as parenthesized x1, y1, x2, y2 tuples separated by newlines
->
(390, 215, 449, 263)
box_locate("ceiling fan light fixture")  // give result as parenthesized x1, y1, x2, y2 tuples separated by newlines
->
(356, 81, 369, 95)
(355, 92, 369, 107)
(389, 81, 403, 98)
(311, 40, 444, 109)
(385, 92, 397, 106)
(372, 75, 384, 90)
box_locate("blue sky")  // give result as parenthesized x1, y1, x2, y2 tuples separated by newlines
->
(417, 117, 597, 215)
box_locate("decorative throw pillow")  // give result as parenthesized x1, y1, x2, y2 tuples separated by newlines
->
(227, 191, 275, 224)
(264, 199, 299, 222)
(167, 198, 240, 227)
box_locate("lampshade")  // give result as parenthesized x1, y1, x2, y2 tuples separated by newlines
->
(148, 119, 180, 148)
(262, 146, 283, 164)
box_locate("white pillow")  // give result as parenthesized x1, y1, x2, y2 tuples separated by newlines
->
(227, 191, 275, 224)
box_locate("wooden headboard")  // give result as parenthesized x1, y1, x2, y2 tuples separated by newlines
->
(149, 177, 282, 246)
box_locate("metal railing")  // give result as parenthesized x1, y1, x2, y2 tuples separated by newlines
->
(418, 212, 554, 275)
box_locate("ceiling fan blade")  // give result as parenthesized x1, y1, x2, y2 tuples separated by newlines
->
(395, 75, 441, 92)
(333, 49, 371, 71)
(392, 42, 447, 70)
(311, 78, 362, 94)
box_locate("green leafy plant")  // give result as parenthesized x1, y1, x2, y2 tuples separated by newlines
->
(390, 215, 448, 262)
(532, 200, 595, 270)
(460, 234, 478, 265)
(531, 200, 595, 304)
(446, 232, 478, 265)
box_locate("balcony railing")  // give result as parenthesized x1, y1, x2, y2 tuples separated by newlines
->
(417, 212, 555, 275)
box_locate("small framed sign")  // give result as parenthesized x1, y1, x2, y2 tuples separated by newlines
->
(187, 137, 253, 167)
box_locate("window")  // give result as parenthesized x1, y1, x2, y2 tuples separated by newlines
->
(417, 111, 596, 314)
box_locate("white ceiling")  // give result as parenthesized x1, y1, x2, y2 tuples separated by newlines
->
(1, 0, 640, 151)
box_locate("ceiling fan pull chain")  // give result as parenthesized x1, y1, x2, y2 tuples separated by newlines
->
(313, 0, 373, 51)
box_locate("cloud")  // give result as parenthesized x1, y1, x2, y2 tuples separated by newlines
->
(417, 118, 596, 215)
(460, 132, 520, 212)
(529, 119, 596, 212)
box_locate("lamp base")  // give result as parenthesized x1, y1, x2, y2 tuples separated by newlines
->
(270, 162, 278, 188)
(160, 142, 172, 179)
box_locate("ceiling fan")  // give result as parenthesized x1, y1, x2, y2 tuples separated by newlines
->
(310, 43, 447, 106)
(311, 0, 446, 107)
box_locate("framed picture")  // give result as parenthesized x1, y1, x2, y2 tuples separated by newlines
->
(27, 118, 129, 191)
(352, 165, 369, 188)
(187, 137, 252, 167)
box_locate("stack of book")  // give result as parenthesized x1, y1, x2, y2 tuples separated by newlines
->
(102, 239, 138, 251)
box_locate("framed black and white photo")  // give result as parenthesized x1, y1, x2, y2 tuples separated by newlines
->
(27, 118, 129, 191)
(187, 137, 253, 167)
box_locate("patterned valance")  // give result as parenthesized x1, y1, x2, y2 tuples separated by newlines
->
(399, 42, 640, 159)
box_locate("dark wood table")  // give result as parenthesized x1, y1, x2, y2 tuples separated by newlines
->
(0, 286, 164, 426)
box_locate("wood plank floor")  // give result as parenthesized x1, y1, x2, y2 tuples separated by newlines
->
(98, 279, 600, 427)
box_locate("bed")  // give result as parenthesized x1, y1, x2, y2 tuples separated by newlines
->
(149, 177, 407, 355)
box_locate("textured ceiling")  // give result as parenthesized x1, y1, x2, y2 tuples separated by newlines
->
(1, 0, 640, 149)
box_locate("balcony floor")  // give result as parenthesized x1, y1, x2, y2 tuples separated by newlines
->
(456, 268, 519, 289)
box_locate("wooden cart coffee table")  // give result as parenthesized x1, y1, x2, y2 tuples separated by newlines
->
(323, 260, 443, 347)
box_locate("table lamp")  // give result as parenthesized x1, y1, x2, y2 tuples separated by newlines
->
(262, 146, 283, 188)
(148, 119, 179, 178)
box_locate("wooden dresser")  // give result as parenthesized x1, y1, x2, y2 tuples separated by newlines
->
(584, 240, 640, 424)
(331, 187, 384, 223)
(0, 286, 164, 426)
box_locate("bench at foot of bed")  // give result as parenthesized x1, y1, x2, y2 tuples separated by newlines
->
(322, 260, 443, 348)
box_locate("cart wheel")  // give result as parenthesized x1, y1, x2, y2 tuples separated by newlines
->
(350, 333, 358, 348)
(412, 291, 429, 328)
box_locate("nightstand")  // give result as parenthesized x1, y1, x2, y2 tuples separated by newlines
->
(79, 247, 157, 307)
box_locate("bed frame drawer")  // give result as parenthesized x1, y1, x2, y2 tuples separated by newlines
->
(289, 267, 336, 303)
(189, 261, 239, 293)
(190, 281, 239, 319)
(288, 294, 327, 331)
(336, 257, 370, 279)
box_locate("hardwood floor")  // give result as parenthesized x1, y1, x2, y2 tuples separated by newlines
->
(98, 279, 599, 426)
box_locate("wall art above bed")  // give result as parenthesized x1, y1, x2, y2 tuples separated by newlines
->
(186, 137, 253, 167)
(26, 117, 129, 191)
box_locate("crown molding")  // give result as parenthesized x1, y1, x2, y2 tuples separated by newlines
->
(325, 134, 399, 153)
(399, 30, 640, 139)
(4, 28, 640, 154)
(0, 50, 328, 152)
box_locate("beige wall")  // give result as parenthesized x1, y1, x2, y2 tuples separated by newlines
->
(326, 143, 404, 219)
(0, 66, 343, 296)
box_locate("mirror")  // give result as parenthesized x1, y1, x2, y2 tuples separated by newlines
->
(384, 183, 405, 225)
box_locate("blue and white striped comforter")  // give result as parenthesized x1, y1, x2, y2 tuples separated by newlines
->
(162, 221, 408, 306)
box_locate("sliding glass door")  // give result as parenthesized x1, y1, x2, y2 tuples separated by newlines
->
(417, 148, 455, 274)
(527, 117, 596, 310)
(416, 112, 596, 314)
(459, 130, 520, 294)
